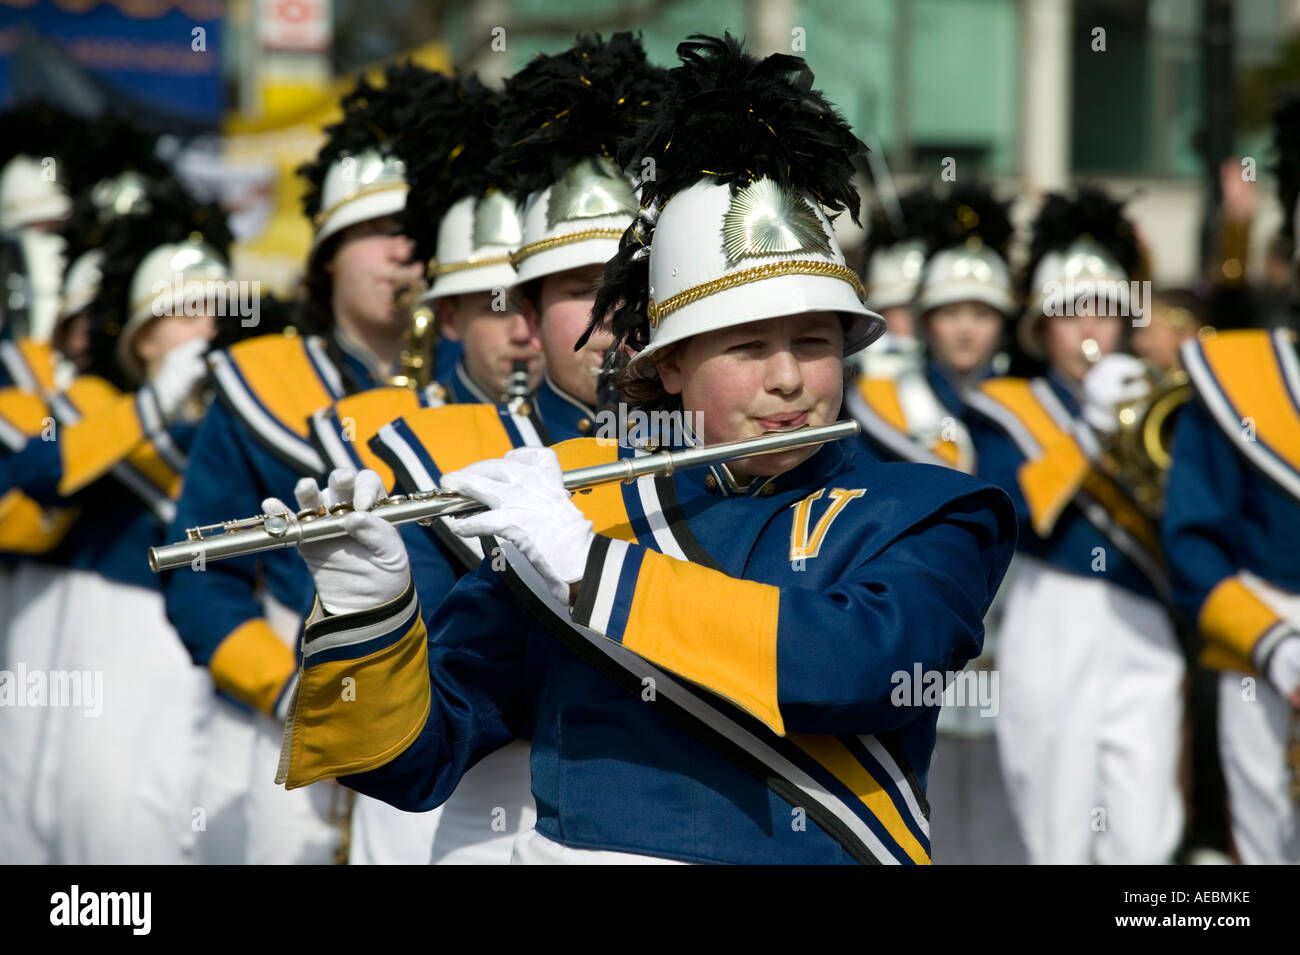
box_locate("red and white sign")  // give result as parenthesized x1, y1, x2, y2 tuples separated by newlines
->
(259, 0, 332, 54)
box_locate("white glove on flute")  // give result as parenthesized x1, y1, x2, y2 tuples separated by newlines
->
(441, 446, 595, 605)
(148, 338, 211, 424)
(263, 467, 409, 615)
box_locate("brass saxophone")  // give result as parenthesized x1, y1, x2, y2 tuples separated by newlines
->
(387, 283, 439, 391)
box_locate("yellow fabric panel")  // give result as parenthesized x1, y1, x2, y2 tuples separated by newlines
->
(228, 335, 333, 438)
(552, 437, 638, 543)
(282, 615, 431, 790)
(1201, 331, 1300, 471)
(399, 403, 518, 474)
(124, 441, 184, 498)
(57, 391, 144, 495)
(0, 387, 53, 435)
(0, 489, 76, 553)
(858, 377, 908, 432)
(1196, 576, 1282, 675)
(17, 338, 55, 394)
(786, 732, 931, 864)
(979, 378, 1088, 536)
(622, 548, 784, 734)
(931, 439, 961, 467)
(208, 618, 299, 716)
(326, 387, 428, 489)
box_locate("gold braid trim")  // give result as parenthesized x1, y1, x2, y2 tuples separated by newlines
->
(509, 228, 624, 267)
(434, 253, 515, 276)
(313, 183, 410, 228)
(647, 261, 866, 328)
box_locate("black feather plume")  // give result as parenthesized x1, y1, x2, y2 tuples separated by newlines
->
(921, 181, 1014, 258)
(298, 61, 457, 255)
(400, 74, 506, 260)
(488, 32, 668, 203)
(861, 186, 938, 268)
(589, 32, 865, 355)
(1021, 185, 1140, 300)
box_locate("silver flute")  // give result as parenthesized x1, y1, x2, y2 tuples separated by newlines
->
(149, 419, 862, 573)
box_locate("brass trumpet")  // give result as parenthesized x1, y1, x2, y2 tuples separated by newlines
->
(148, 420, 861, 572)
(387, 282, 439, 391)
(1106, 369, 1190, 518)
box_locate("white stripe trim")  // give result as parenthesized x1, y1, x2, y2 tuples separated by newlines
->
(634, 464, 689, 562)
(588, 538, 629, 635)
(1253, 621, 1296, 671)
(499, 539, 902, 864)
(845, 381, 950, 467)
(0, 411, 27, 450)
(307, 336, 345, 398)
(507, 396, 544, 447)
(310, 408, 358, 472)
(858, 735, 931, 841)
(542, 372, 596, 417)
(304, 589, 419, 660)
(1182, 339, 1300, 503)
(965, 389, 1043, 459)
(375, 423, 437, 492)
(0, 340, 39, 393)
(455, 362, 495, 404)
(211, 351, 326, 475)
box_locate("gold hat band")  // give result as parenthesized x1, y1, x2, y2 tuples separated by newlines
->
(646, 260, 866, 328)
(509, 228, 624, 267)
(313, 182, 410, 228)
(434, 253, 514, 276)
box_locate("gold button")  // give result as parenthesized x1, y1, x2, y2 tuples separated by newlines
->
(705, 473, 718, 491)
(578, 417, 591, 434)
(760, 484, 776, 496)
(644, 440, 659, 453)
(517, 402, 533, 417)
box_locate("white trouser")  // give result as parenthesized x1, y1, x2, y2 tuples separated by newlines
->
(511, 828, 687, 865)
(1216, 574, 1300, 864)
(0, 562, 76, 863)
(995, 556, 1185, 864)
(46, 570, 211, 864)
(349, 738, 537, 865)
(193, 593, 340, 864)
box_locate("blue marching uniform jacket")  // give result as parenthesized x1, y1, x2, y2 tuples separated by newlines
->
(965, 371, 1166, 602)
(2, 374, 191, 588)
(277, 435, 1017, 864)
(1164, 329, 1300, 675)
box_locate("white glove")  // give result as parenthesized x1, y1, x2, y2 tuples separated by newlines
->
(1265, 635, 1300, 707)
(1081, 353, 1151, 436)
(441, 446, 594, 604)
(263, 467, 409, 615)
(148, 338, 210, 423)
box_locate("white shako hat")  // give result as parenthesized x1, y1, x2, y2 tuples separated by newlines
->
(1017, 187, 1141, 360)
(301, 63, 455, 268)
(913, 183, 1016, 317)
(0, 154, 71, 232)
(488, 33, 667, 287)
(427, 191, 522, 298)
(57, 170, 155, 325)
(861, 186, 936, 311)
(309, 148, 408, 256)
(586, 34, 884, 370)
(60, 248, 105, 323)
(405, 76, 524, 301)
(118, 236, 229, 381)
(866, 238, 926, 311)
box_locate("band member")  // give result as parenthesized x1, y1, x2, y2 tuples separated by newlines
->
(314, 41, 666, 863)
(848, 182, 1022, 863)
(857, 186, 934, 378)
(849, 182, 1014, 473)
(272, 33, 1015, 865)
(161, 63, 449, 864)
(1163, 97, 1300, 864)
(966, 187, 1184, 864)
(0, 181, 228, 863)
